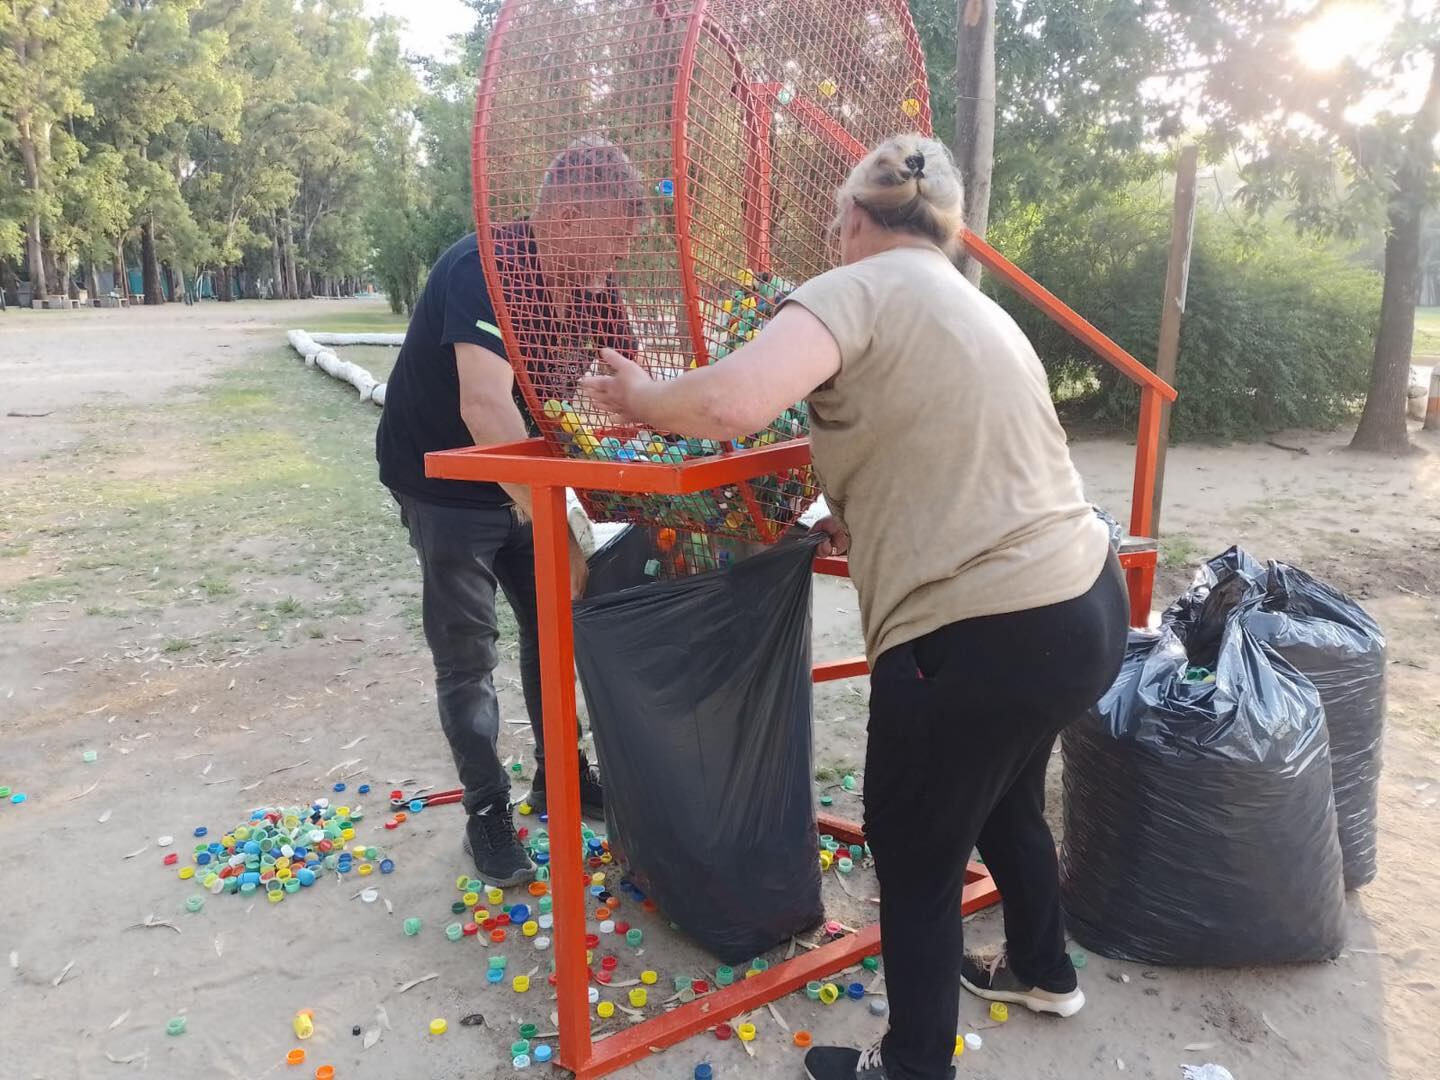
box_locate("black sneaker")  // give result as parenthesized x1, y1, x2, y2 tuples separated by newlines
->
(463, 798, 535, 887)
(804, 1042, 952, 1080)
(525, 753, 605, 818)
(960, 948, 1086, 1017)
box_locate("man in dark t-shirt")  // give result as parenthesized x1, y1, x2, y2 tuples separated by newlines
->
(376, 137, 646, 885)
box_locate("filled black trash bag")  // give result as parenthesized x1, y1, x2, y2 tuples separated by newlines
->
(1164, 549, 1386, 889)
(1060, 619, 1347, 966)
(574, 528, 824, 963)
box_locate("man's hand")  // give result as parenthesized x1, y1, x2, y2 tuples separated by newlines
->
(810, 515, 850, 558)
(580, 348, 655, 424)
(568, 535, 590, 599)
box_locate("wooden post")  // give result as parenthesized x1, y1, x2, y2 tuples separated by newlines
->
(1149, 144, 1199, 539)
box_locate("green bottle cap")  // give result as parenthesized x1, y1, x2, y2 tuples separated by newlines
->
(716, 966, 735, 986)
(511, 1040, 531, 1056)
(403, 918, 422, 936)
(750, 958, 769, 972)
(82, 750, 98, 763)
(0, 787, 9, 799)
(862, 956, 880, 971)
(185, 895, 205, 913)
(626, 928, 643, 946)
(520, 1023, 538, 1039)
(819, 795, 833, 806)
(452, 901, 467, 914)
(538, 896, 552, 913)
(445, 923, 463, 941)
(166, 1017, 187, 1036)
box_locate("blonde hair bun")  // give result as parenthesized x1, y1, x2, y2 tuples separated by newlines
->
(838, 134, 964, 252)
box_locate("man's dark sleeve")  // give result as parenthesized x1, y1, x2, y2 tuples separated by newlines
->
(593, 280, 638, 357)
(440, 242, 508, 356)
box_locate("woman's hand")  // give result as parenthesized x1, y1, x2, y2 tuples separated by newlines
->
(810, 515, 850, 558)
(581, 349, 655, 424)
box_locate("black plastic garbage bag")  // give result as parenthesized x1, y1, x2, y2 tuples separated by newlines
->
(1164, 549, 1386, 889)
(1060, 620, 1347, 966)
(573, 528, 824, 963)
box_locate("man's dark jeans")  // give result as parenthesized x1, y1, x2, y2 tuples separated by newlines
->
(395, 492, 565, 812)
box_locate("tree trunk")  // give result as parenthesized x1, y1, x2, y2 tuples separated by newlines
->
(88, 263, 101, 300)
(113, 237, 125, 298)
(953, 0, 996, 284)
(282, 208, 300, 300)
(141, 219, 165, 305)
(18, 123, 48, 302)
(1349, 47, 1440, 453)
(271, 218, 284, 299)
(1351, 194, 1423, 453)
(218, 265, 233, 302)
(43, 246, 62, 299)
(0, 258, 19, 306)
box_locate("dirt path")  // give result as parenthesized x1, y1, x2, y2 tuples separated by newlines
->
(2, 302, 1438, 1080)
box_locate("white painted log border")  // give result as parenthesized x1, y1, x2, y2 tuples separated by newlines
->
(284, 328, 610, 554)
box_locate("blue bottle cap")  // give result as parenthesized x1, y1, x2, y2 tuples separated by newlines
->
(487, 968, 504, 983)
(333, 782, 346, 793)
(379, 859, 395, 874)
(358, 784, 370, 794)
(695, 1065, 713, 1080)
(297, 868, 316, 886)
(847, 982, 865, 1000)
(408, 799, 424, 813)
(193, 826, 208, 837)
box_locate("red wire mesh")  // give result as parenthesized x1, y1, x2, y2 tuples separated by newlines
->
(473, 0, 931, 545)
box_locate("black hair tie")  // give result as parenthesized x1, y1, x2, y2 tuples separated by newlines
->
(904, 152, 926, 178)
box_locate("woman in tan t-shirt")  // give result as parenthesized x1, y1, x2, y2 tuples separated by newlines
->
(583, 134, 1128, 1080)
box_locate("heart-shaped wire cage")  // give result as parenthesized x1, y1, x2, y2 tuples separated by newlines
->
(473, 0, 931, 566)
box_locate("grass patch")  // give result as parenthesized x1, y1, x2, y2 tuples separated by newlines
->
(1160, 534, 1202, 569)
(0, 345, 412, 627)
(1415, 307, 1440, 360)
(308, 309, 410, 334)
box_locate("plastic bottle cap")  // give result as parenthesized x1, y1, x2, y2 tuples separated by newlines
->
(954, 1035, 965, 1057)
(862, 956, 880, 971)
(429, 1018, 448, 1035)
(1069, 949, 1088, 969)
(596, 1001, 615, 1018)
(964, 1033, 983, 1051)
(166, 1017, 186, 1036)
(695, 1065, 714, 1080)
(626, 928, 643, 946)
(794, 1031, 813, 1048)
(286, 1048, 306, 1065)
(486, 887, 505, 905)
(185, 895, 205, 912)
(714, 1024, 732, 1040)
(403, 918, 421, 936)
(846, 982, 865, 1000)
(462, 891, 479, 907)
(534, 935, 550, 950)
(511, 1039, 531, 1055)
(805, 980, 822, 1001)
(587, 986, 600, 1004)
(314, 1068, 334, 1080)
(819, 983, 840, 1005)
(737, 1023, 757, 1042)
(513, 976, 530, 992)
(989, 1002, 1009, 1023)
(533, 1044, 552, 1062)
(869, 997, 889, 1016)
(640, 969, 658, 985)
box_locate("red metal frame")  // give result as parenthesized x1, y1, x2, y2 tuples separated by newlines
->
(427, 442, 1001, 1077)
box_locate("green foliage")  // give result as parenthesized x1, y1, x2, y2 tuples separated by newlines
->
(909, 0, 1186, 216)
(992, 188, 1382, 441)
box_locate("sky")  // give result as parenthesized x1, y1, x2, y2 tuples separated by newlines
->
(365, 0, 477, 60)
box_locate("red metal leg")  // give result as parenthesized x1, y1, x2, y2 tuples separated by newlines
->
(531, 483, 593, 1075)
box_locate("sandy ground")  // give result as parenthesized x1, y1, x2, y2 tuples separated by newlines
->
(2, 300, 1439, 1080)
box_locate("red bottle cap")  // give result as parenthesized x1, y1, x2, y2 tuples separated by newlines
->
(390, 789, 404, 801)
(585, 934, 600, 949)
(714, 1024, 732, 1040)
(601, 955, 618, 971)
(614, 921, 630, 934)
(496, 913, 511, 927)
(482, 918, 498, 931)
(595, 970, 612, 985)
(163, 853, 178, 866)
(692, 980, 709, 994)
(462, 923, 479, 936)
(490, 929, 506, 943)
